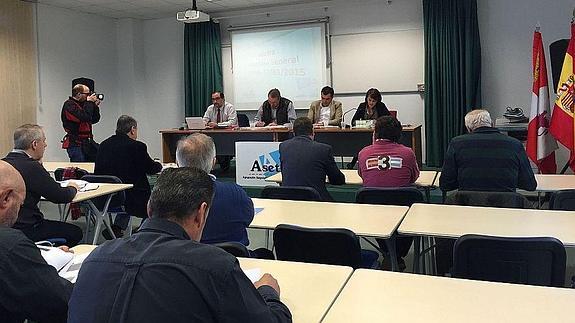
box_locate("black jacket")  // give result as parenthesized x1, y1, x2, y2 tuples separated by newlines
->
(94, 134, 162, 218)
(439, 127, 537, 192)
(351, 101, 390, 125)
(0, 226, 72, 323)
(3, 152, 76, 227)
(279, 136, 345, 201)
(68, 218, 292, 323)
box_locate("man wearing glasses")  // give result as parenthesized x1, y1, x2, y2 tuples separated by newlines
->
(61, 83, 101, 162)
(202, 91, 237, 172)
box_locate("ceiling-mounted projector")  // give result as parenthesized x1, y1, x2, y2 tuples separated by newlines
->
(177, 0, 210, 23)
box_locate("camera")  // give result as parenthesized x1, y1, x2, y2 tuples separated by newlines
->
(95, 93, 104, 101)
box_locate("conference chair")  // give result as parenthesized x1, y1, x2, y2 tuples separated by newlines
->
(356, 187, 424, 271)
(273, 224, 379, 269)
(453, 234, 566, 287)
(437, 190, 532, 276)
(549, 190, 575, 211)
(213, 241, 251, 258)
(237, 113, 250, 127)
(81, 175, 127, 244)
(261, 186, 322, 201)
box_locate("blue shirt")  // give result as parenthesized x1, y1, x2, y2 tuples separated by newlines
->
(201, 178, 254, 246)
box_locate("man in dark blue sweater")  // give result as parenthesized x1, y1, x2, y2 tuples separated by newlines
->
(176, 133, 254, 246)
(439, 109, 537, 192)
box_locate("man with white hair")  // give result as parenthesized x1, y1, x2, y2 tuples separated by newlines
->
(439, 109, 536, 192)
(176, 133, 255, 247)
(2, 124, 83, 246)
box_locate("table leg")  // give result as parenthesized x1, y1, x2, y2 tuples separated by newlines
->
(413, 236, 421, 274)
(384, 235, 399, 272)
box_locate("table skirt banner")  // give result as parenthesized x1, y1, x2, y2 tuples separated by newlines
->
(236, 142, 281, 187)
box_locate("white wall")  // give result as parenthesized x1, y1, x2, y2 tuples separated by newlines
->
(36, 4, 120, 161)
(478, 0, 574, 171)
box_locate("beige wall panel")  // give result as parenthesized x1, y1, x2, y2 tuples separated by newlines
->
(0, 0, 37, 156)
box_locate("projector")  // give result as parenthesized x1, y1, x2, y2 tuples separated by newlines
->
(177, 9, 210, 23)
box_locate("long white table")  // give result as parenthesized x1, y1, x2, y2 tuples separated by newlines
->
(322, 269, 575, 323)
(251, 198, 409, 270)
(238, 258, 352, 323)
(265, 169, 438, 187)
(399, 203, 575, 246)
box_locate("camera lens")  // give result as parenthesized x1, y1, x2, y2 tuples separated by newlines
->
(96, 94, 104, 101)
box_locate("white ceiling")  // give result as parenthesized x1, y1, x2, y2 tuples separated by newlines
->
(32, 0, 328, 20)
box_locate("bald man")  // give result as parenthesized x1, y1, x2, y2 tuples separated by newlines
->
(0, 161, 73, 323)
(61, 83, 101, 162)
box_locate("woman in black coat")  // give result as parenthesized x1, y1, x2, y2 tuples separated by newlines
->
(348, 88, 391, 169)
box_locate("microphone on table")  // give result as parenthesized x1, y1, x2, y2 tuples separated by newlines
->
(341, 108, 357, 129)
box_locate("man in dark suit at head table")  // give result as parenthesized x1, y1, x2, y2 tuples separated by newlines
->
(279, 117, 345, 201)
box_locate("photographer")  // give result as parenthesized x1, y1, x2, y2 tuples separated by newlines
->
(61, 84, 101, 162)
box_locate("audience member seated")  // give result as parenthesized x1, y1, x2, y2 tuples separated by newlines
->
(176, 133, 273, 258)
(439, 109, 536, 192)
(307, 86, 343, 127)
(2, 124, 82, 246)
(95, 115, 162, 237)
(347, 88, 391, 169)
(280, 117, 345, 201)
(358, 116, 419, 270)
(358, 116, 420, 187)
(68, 168, 292, 323)
(0, 161, 73, 323)
(254, 88, 296, 127)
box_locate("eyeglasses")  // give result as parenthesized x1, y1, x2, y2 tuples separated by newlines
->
(81, 92, 91, 95)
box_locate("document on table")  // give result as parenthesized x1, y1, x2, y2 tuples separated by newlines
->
(243, 268, 262, 283)
(38, 245, 74, 272)
(254, 208, 264, 215)
(59, 179, 99, 192)
(59, 252, 91, 283)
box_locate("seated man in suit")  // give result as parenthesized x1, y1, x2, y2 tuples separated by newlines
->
(358, 116, 420, 270)
(95, 115, 163, 237)
(202, 91, 237, 172)
(0, 160, 73, 323)
(279, 117, 345, 201)
(68, 167, 292, 323)
(307, 86, 343, 127)
(439, 109, 537, 192)
(2, 124, 82, 246)
(254, 88, 297, 127)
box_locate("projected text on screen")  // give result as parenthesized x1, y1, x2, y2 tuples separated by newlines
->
(231, 26, 327, 110)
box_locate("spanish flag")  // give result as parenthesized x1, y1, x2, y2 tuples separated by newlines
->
(549, 22, 575, 170)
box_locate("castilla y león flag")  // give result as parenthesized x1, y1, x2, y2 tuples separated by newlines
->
(549, 22, 575, 170)
(527, 29, 557, 174)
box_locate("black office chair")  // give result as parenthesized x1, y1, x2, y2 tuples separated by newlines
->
(81, 175, 127, 243)
(356, 187, 424, 205)
(356, 187, 424, 270)
(273, 224, 378, 269)
(445, 190, 531, 208)
(213, 242, 250, 258)
(438, 190, 532, 276)
(237, 113, 250, 127)
(452, 234, 566, 287)
(549, 190, 575, 210)
(261, 186, 322, 201)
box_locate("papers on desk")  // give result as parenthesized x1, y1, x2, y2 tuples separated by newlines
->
(59, 252, 90, 283)
(59, 179, 99, 192)
(243, 268, 262, 283)
(38, 245, 74, 272)
(254, 208, 264, 215)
